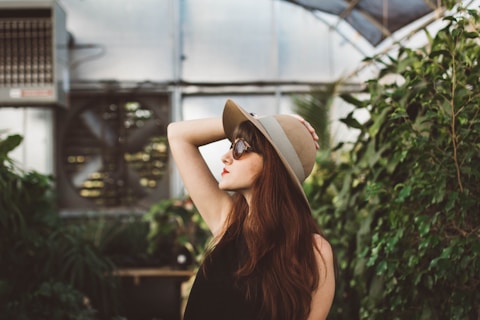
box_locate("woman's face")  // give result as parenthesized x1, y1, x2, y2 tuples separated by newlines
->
(219, 138, 263, 197)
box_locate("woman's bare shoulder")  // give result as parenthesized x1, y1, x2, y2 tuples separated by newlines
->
(308, 234, 335, 320)
(313, 234, 333, 260)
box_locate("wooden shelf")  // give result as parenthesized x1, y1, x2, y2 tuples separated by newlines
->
(113, 267, 195, 285)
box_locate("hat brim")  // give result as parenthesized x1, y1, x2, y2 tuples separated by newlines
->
(222, 99, 310, 205)
(223, 99, 264, 142)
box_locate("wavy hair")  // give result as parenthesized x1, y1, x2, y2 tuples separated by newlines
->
(208, 121, 325, 320)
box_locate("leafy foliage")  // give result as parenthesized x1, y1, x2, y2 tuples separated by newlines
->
(145, 197, 211, 267)
(0, 134, 120, 319)
(303, 7, 480, 320)
(0, 132, 210, 319)
(4, 281, 97, 320)
(71, 196, 211, 269)
(292, 82, 339, 151)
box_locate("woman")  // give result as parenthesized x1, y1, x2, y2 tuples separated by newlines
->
(168, 99, 335, 320)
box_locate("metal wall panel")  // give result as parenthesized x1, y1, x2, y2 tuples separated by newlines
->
(58, 0, 366, 83)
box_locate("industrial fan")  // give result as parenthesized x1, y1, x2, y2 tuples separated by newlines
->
(56, 91, 170, 212)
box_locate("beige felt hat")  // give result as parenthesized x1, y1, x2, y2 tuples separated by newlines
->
(222, 99, 316, 203)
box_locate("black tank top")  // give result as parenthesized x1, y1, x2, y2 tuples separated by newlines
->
(183, 232, 261, 320)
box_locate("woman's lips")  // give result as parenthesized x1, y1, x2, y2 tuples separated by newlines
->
(221, 168, 229, 176)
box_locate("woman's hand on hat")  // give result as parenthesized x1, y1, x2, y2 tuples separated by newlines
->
(291, 115, 320, 150)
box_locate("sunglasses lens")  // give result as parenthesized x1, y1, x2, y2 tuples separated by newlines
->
(233, 140, 246, 159)
(231, 139, 255, 160)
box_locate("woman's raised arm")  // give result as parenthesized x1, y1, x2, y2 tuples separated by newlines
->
(167, 118, 232, 236)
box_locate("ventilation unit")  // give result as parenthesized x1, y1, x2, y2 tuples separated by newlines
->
(0, 0, 68, 107)
(56, 91, 171, 213)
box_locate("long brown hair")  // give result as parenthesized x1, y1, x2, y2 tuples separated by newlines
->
(205, 121, 325, 319)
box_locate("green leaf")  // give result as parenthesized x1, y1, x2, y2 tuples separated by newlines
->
(339, 111, 364, 129)
(0, 134, 23, 161)
(395, 184, 411, 203)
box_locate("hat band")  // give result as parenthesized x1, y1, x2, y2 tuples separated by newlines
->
(258, 117, 305, 182)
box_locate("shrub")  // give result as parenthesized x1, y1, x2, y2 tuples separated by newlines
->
(0, 134, 120, 319)
(305, 6, 480, 320)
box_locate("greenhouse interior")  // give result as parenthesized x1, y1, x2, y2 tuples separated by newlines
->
(1, 0, 479, 319)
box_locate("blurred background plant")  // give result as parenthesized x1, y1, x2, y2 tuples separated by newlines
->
(71, 196, 211, 270)
(0, 133, 121, 320)
(144, 197, 211, 268)
(0, 132, 209, 320)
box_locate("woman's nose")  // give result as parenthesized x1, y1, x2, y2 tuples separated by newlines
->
(221, 149, 233, 163)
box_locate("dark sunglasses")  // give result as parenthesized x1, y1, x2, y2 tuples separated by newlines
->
(230, 138, 255, 160)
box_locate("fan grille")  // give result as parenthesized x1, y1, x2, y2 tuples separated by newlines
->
(59, 93, 170, 210)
